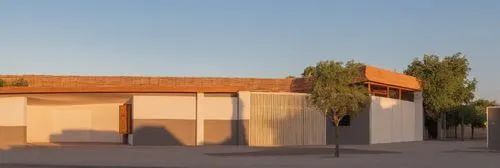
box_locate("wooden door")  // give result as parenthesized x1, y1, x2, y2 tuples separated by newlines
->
(119, 104, 132, 134)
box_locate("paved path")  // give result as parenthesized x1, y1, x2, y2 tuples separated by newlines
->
(1, 140, 498, 168)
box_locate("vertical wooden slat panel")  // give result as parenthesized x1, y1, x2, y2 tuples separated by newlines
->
(249, 93, 325, 146)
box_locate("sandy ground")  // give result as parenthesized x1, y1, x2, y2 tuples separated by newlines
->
(0, 140, 498, 168)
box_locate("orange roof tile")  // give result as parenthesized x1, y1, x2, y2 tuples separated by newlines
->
(362, 65, 421, 91)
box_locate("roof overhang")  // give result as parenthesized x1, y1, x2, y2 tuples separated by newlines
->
(0, 86, 244, 94)
(362, 65, 421, 91)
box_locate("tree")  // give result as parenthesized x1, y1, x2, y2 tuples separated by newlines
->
(303, 60, 369, 157)
(404, 53, 476, 140)
(455, 105, 475, 141)
(0, 79, 5, 87)
(470, 99, 495, 139)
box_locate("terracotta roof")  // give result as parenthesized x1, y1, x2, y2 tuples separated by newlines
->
(362, 65, 421, 91)
(0, 65, 420, 94)
(0, 75, 308, 94)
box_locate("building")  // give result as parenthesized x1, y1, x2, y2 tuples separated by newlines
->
(487, 106, 500, 150)
(0, 65, 423, 147)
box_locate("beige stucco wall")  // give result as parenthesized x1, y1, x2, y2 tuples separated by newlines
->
(27, 104, 121, 143)
(238, 91, 251, 120)
(414, 92, 424, 141)
(200, 95, 238, 120)
(197, 93, 238, 145)
(0, 97, 27, 126)
(131, 94, 197, 146)
(133, 94, 196, 120)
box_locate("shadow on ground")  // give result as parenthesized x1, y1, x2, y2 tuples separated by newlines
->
(0, 164, 183, 168)
(442, 149, 500, 154)
(206, 147, 400, 157)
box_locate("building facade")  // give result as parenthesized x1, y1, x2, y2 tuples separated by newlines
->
(0, 66, 423, 146)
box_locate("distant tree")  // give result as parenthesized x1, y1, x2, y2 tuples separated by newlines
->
(470, 99, 495, 139)
(455, 105, 475, 141)
(303, 60, 369, 157)
(404, 53, 476, 140)
(10, 78, 29, 87)
(0, 79, 5, 87)
(445, 99, 494, 140)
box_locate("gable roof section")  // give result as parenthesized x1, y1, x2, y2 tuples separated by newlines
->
(362, 65, 421, 91)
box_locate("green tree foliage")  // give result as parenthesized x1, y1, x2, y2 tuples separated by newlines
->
(470, 99, 495, 139)
(404, 53, 476, 139)
(455, 105, 475, 140)
(0, 79, 5, 87)
(303, 60, 369, 157)
(446, 99, 494, 140)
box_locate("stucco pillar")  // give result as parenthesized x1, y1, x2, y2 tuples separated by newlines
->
(237, 91, 251, 145)
(0, 97, 27, 146)
(414, 92, 424, 141)
(196, 92, 204, 146)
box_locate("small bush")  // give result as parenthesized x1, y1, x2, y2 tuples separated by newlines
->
(10, 78, 29, 87)
(0, 79, 5, 87)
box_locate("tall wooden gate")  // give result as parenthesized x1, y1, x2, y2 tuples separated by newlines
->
(119, 104, 132, 134)
(249, 93, 326, 146)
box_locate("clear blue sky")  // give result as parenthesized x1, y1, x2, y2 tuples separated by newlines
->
(1, 0, 499, 101)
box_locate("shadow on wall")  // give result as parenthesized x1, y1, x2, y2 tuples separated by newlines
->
(326, 106, 371, 145)
(133, 126, 185, 146)
(49, 130, 123, 144)
(202, 96, 248, 146)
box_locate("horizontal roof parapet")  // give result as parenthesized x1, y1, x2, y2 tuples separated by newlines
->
(0, 65, 420, 94)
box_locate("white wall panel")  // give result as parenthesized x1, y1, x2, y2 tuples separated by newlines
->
(370, 95, 421, 144)
(201, 96, 238, 120)
(50, 109, 92, 142)
(27, 106, 51, 142)
(196, 93, 204, 146)
(90, 105, 120, 142)
(414, 92, 424, 141)
(391, 99, 403, 143)
(402, 100, 416, 141)
(238, 91, 251, 120)
(0, 97, 27, 126)
(370, 96, 394, 144)
(133, 95, 196, 120)
(27, 104, 121, 143)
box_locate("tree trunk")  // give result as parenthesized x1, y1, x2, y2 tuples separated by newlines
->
(460, 121, 465, 141)
(334, 122, 340, 158)
(454, 113, 458, 139)
(443, 112, 447, 140)
(437, 116, 441, 140)
(437, 115, 444, 140)
(471, 126, 475, 140)
(454, 125, 458, 139)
